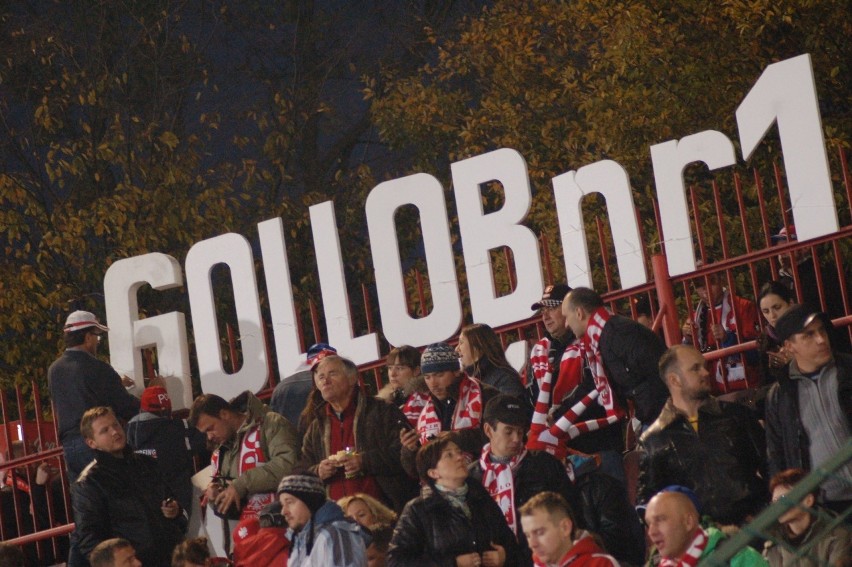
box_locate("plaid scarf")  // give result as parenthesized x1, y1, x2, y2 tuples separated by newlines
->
(527, 308, 624, 456)
(479, 445, 527, 536)
(417, 375, 483, 444)
(660, 527, 708, 567)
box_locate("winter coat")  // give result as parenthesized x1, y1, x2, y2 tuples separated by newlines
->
(48, 349, 139, 443)
(765, 353, 852, 478)
(287, 500, 369, 567)
(575, 468, 646, 566)
(638, 397, 768, 525)
(126, 411, 207, 513)
(270, 368, 314, 437)
(300, 390, 419, 512)
(465, 356, 526, 399)
(388, 480, 519, 567)
(470, 450, 579, 567)
(646, 526, 767, 566)
(217, 392, 300, 500)
(763, 511, 852, 566)
(597, 315, 668, 426)
(72, 447, 186, 567)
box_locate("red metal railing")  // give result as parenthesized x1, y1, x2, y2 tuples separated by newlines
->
(2, 146, 851, 559)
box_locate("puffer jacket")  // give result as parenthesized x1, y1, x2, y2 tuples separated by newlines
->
(598, 315, 668, 425)
(638, 397, 768, 525)
(388, 480, 519, 567)
(72, 447, 186, 567)
(287, 500, 369, 567)
(217, 391, 300, 500)
(465, 356, 526, 399)
(300, 390, 419, 512)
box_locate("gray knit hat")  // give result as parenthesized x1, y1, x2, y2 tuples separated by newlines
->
(277, 473, 327, 514)
(420, 342, 460, 374)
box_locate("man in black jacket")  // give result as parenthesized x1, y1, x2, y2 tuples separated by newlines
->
(765, 306, 852, 515)
(637, 345, 768, 525)
(561, 287, 668, 427)
(48, 310, 140, 482)
(72, 407, 186, 567)
(469, 395, 645, 566)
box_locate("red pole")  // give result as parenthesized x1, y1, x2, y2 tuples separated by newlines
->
(226, 324, 238, 373)
(651, 254, 681, 346)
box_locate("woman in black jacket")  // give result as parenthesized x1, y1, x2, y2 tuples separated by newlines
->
(388, 433, 518, 567)
(456, 323, 525, 399)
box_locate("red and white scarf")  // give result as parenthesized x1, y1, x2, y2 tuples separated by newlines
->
(402, 390, 430, 427)
(479, 444, 527, 536)
(527, 308, 624, 457)
(660, 527, 708, 567)
(692, 290, 744, 387)
(417, 376, 483, 444)
(210, 422, 275, 521)
(528, 338, 552, 390)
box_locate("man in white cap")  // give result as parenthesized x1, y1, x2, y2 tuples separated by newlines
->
(48, 310, 140, 482)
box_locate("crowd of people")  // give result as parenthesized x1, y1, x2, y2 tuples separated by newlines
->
(5, 241, 851, 566)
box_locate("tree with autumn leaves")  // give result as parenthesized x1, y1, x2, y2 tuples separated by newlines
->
(0, 0, 849, 396)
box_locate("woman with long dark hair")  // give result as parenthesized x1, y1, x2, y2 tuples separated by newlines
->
(456, 324, 525, 399)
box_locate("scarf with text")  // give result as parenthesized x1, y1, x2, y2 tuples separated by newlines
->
(692, 290, 745, 387)
(479, 445, 527, 536)
(528, 337, 552, 390)
(210, 422, 274, 521)
(659, 527, 708, 567)
(417, 375, 483, 444)
(527, 308, 624, 457)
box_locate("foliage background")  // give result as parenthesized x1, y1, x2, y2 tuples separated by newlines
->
(0, 0, 849, 397)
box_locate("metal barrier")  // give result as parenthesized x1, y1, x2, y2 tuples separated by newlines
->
(1, 147, 851, 561)
(702, 439, 852, 566)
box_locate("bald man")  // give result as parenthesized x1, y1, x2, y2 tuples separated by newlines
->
(645, 490, 767, 565)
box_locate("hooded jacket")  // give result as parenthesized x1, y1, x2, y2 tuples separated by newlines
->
(126, 412, 206, 513)
(287, 500, 369, 566)
(217, 392, 300, 500)
(533, 530, 619, 566)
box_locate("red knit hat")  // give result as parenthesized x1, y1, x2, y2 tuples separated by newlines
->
(141, 386, 172, 413)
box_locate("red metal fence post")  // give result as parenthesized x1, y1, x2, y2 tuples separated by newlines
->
(652, 254, 681, 347)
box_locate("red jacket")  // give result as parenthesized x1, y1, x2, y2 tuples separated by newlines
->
(533, 531, 619, 567)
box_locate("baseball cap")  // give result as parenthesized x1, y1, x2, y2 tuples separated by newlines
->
(307, 343, 337, 370)
(483, 394, 530, 427)
(140, 386, 172, 413)
(531, 284, 572, 311)
(63, 311, 110, 334)
(774, 304, 828, 343)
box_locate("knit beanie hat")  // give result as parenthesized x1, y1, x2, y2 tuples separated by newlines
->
(277, 473, 327, 514)
(420, 342, 460, 374)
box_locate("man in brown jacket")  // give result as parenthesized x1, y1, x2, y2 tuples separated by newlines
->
(299, 355, 418, 512)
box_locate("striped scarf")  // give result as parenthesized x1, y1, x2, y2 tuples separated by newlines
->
(401, 390, 430, 427)
(528, 337, 552, 390)
(417, 376, 483, 444)
(527, 308, 624, 457)
(660, 527, 708, 567)
(479, 445, 527, 536)
(692, 290, 744, 387)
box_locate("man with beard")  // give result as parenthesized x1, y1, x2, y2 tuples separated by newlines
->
(637, 346, 768, 526)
